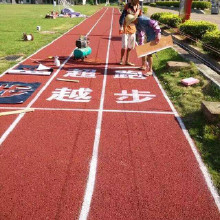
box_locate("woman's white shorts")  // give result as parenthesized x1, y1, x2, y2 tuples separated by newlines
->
(122, 33, 136, 49)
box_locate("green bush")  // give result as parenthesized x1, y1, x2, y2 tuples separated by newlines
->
(155, 1, 211, 9)
(202, 30, 220, 58)
(192, 1, 211, 10)
(156, 1, 179, 7)
(149, 3, 156, 7)
(179, 20, 217, 39)
(143, 6, 148, 14)
(88, 0, 94, 5)
(150, 12, 173, 21)
(159, 14, 182, 28)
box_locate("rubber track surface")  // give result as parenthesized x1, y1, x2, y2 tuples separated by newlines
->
(0, 7, 219, 220)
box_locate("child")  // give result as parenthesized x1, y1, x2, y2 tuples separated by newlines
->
(119, 0, 142, 66)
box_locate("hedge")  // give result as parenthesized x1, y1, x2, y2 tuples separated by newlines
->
(159, 14, 182, 28)
(156, 1, 179, 7)
(143, 6, 148, 14)
(150, 12, 173, 21)
(192, 1, 211, 10)
(151, 12, 181, 28)
(202, 30, 220, 58)
(179, 20, 217, 39)
(155, 1, 211, 9)
(149, 3, 156, 7)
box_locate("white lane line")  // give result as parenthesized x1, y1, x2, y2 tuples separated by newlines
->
(153, 72, 220, 211)
(0, 106, 174, 115)
(110, 66, 140, 69)
(0, 8, 109, 147)
(0, 8, 103, 78)
(79, 8, 114, 220)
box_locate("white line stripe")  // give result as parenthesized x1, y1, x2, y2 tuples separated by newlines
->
(0, 8, 109, 147)
(0, 8, 103, 78)
(110, 66, 140, 69)
(0, 106, 174, 115)
(79, 8, 114, 220)
(153, 72, 220, 211)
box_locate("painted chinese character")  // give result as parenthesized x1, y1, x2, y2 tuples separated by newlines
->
(115, 90, 156, 103)
(64, 69, 96, 78)
(114, 70, 145, 79)
(0, 84, 32, 97)
(0, 81, 40, 104)
(47, 87, 92, 102)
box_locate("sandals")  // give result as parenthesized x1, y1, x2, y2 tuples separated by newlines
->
(125, 62, 135, 66)
(143, 71, 153, 77)
(119, 60, 123, 65)
(139, 66, 147, 71)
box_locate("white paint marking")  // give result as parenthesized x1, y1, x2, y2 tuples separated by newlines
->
(110, 66, 140, 69)
(0, 106, 174, 115)
(79, 8, 114, 220)
(153, 72, 220, 211)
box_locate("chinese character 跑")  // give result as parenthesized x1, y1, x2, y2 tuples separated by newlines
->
(115, 90, 156, 103)
(114, 70, 145, 79)
(47, 87, 92, 102)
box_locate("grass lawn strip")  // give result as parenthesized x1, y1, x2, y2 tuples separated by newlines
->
(153, 48, 220, 193)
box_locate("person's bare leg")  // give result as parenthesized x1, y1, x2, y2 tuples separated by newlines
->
(140, 56, 146, 70)
(125, 48, 134, 66)
(146, 55, 153, 75)
(120, 48, 125, 64)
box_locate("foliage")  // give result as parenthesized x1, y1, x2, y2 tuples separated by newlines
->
(150, 12, 173, 21)
(156, 1, 179, 7)
(88, 0, 94, 5)
(153, 48, 220, 192)
(159, 13, 182, 28)
(149, 3, 156, 7)
(202, 30, 220, 58)
(155, 1, 211, 9)
(179, 20, 217, 39)
(192, 1, 211, 10)
(142, 6, 148, 14)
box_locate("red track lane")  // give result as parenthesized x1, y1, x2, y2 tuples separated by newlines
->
(0, 8, 111, 219)
(0, 7, 219, 220)
(0, 111, 97, 219)
(89, 113, 219, 219)
(87, 10, 220, 219)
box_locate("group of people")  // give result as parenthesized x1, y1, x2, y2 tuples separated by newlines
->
(119, 0, 161, 76)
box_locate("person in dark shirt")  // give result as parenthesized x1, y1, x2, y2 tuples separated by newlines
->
(135, 15, 161, 75)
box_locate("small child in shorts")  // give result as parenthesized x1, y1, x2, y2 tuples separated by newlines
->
(119, 0, 142, 66)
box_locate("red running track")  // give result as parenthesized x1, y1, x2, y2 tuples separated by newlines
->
(0, 7, 219, 220)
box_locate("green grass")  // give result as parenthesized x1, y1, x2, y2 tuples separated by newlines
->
(153, 48, 220, 192)
(0, 4, 102, 74)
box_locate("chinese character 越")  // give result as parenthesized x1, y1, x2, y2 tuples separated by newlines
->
(115, 90, 156, 103)
(47, 87, 92, 102)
